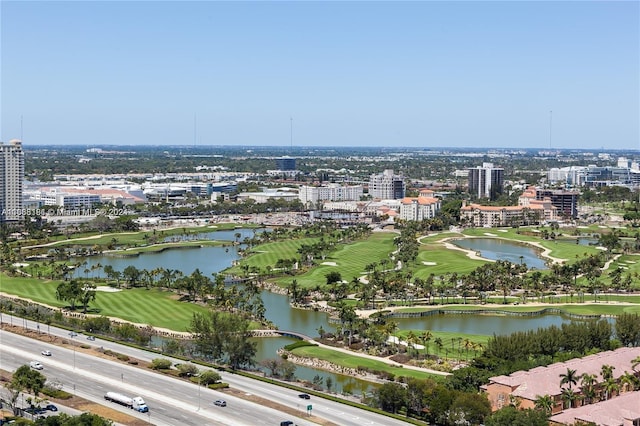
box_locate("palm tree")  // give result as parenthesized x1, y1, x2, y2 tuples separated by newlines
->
(602, 377, 619, 400)
(601, 364, 615, 381)
(534, 394, 554, 415)
(561, 387, 578, 409)
(406, 331, 419, 357)
(619, 371, 638, 393)
(434, 337, 443, 357)
(580, 373, 597, 404)
(420, 330, 433, 357)
(560, 368, 579, 390)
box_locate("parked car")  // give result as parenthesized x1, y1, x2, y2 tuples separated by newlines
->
(41, 350, 51, 356)
(29, 361, 43, 370)
(213, 399, 227, 407)
(298, 393, 311, 399)
(45, 404, 58, 412)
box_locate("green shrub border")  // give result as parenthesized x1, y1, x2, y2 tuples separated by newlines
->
(283, 341, 317, 351)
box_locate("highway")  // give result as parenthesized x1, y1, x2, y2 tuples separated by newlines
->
(0, 316, 412, 425)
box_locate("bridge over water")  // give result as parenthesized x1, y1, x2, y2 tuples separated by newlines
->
(251, 329, 315, 341)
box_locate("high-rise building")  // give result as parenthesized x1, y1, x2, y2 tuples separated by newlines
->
(533, 188, 579, 219)
(275, 157, 296, 171)
(0, 139, 25, 222)
(468, 162, 504, 200)
(368, 169, 405, 200)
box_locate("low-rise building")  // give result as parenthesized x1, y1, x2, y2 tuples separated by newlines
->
(481, 347, 640, 415)
(549, 390, 640, 426)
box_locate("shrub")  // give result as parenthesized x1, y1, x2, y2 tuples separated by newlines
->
(42, 388, 73, 399)
(199, 370, 222, 385)
(150, 358, 172, 370)
(177, 363, 199, 377)
(284, 341, 317, 351)
(207, 382, 229, 390)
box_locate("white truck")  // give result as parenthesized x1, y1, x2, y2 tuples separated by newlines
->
(104, 391, 149, 413)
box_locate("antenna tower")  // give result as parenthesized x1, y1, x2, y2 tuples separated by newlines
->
(549, 110, 552, 149)
(193, 113, 197, 148)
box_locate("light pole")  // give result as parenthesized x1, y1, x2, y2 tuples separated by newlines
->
(69, 332, 76, 370)
(197, 376, 201, 411)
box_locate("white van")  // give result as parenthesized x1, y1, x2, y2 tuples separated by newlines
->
(29, 361, 43, 370)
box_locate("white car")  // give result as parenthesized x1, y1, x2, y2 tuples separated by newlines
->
(41, 350, 52, 356)
(29, 361, 43, 370)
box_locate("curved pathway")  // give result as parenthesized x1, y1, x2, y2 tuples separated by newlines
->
(253, 329, 451, 376)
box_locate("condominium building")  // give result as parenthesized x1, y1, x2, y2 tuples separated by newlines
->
(481, 347, 640, 416)
(368, 169, 405, 200)
(399, 196, 441, 221)
(520, 186, 579, 219)
(298, 184, 364, 207)
(0, 139, 24, 222)
(460, 201, 555, 227)
(468, 162, 504, 200)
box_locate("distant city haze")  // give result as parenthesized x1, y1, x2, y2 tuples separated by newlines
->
(1, 1, 638, 149)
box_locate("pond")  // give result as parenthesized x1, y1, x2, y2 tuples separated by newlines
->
(451, 237, 548, 270)
(71, 230, 617, 390)
(393, 311, 601, 335)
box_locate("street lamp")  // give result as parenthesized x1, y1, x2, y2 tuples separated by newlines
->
(197, 376, 201, 411)
(69, 332, 76, 369)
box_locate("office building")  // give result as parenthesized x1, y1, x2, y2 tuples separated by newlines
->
(275, 157, 296, 171)
(468, 162, 504, 200)
(0, 139, 24, 222)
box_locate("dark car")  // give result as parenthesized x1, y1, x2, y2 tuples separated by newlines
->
(280, 422, 294, 426)
(45, 404, 58, 412)
(298, 393, 311, 399)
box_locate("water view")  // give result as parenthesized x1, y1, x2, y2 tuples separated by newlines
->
(451, 237, 548, 270)
(73, 230, 613, 392)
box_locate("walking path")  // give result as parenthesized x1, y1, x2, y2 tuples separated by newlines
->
(253, 329, 450, 376)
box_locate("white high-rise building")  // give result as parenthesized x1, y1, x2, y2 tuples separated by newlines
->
(368, 169, 405, 200)
(0, 139, 24, 222)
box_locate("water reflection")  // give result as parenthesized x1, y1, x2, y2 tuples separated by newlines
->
(394, 312, 577, 335)
(451, 238, 548, 269)
(252, 337, 376, 395)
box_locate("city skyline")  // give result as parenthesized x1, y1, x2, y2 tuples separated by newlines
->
(1, 1, 638, 149)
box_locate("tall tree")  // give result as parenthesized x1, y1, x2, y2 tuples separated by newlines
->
(559, 368, 578, 390)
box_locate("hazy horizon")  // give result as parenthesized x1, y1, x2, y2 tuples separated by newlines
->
(1, 1, 638, 149)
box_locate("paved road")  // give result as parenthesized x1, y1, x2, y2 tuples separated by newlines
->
(0, 316, 412, 425)
(1, 331, 318, 426)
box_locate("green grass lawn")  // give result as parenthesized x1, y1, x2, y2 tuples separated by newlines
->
(414, 242, 487, 278)
(395, 329, 490, 359)
(225, 237, 322, 275)
(0, 273, 206, 331)
(106, 239, 226, 255)
(290, 345, 441, 381)
(274, 232, 397, 289)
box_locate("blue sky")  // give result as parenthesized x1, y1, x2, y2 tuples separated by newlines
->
(1, 1, 638, 149)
